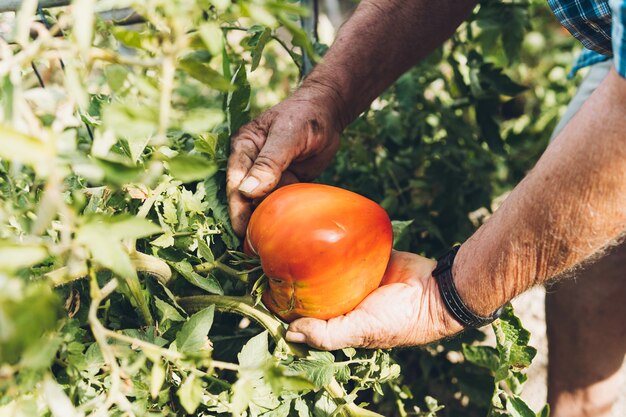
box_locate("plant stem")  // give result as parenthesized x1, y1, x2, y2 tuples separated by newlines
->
(102, 328, 239, 371)
(195, 260, 249, 283)
(88, 275, 134, 416)
(176, 295, 385, 417)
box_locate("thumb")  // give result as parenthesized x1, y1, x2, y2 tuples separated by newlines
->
(238, 141, 295, 199)
(286, 312, 369, 351)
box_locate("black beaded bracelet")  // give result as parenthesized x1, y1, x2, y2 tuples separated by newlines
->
(432, 246, 505, 328)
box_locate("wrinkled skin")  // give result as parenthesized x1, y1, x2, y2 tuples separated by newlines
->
(285, 251, 463, 350)
(227, 89, 341, 237)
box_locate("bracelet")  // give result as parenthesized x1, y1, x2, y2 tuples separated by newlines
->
(432, 245, 504, 328)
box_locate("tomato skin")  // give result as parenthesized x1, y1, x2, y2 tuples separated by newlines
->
(245, 183, 393, 322)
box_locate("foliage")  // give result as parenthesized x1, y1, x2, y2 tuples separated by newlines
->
(0, 0, 579, 416)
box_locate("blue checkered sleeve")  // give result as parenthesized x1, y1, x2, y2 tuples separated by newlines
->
(569, 48, 610, 78)
(611, 0, 626, 78)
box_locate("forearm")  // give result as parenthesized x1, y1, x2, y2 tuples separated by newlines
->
(301, 0, 477, 130)
(453, 68, 626, 316)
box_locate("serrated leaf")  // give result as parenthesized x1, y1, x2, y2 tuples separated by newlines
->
(238, 331, 272, 369)
(176, 305, 215, 353)
(294, 397, 310, 417)
(177, 374, 203, 414)
(170, 260, 223, 294)
(290, 351, 336, 390)
(231, 377, 255, 415)
(462, 344, 499, 372)
(493, 304, 537, 374)
(312, 392, 337, 417)
(506, 396, 536, 417)
(167, 154, 218, 183)
(204, 176, 240, 248)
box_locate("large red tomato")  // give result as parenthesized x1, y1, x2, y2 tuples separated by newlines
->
(245, 183, 393, 322)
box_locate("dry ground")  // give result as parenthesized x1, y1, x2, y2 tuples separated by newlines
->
(497, 287, 626, 416)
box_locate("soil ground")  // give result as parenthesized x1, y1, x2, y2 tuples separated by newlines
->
(490, 287, 626, 416)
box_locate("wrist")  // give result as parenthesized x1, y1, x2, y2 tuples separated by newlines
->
(299, 75, 352, 131)
(452, 242, 508, 317)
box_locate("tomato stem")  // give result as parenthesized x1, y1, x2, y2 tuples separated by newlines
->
(176, 295, 385, 417)
(195, 261, 249, 283)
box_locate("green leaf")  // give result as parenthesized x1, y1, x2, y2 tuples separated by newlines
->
(492, 304, 537, 381)
(170, 260, 223, 295)
(180, 108, 224, 134)
(155, 296, 185, 324)
(177, 374, 203, 414)
(101, 100, 158, 143)
(194, 133, 218, 157)
(179, 57, 232, 91)
(506, 396, 536, 417)
(537, 404, 550, 417)
(248, 27, 272, 71)
(94, 157, 144, 186)
(104, 64, 129, 92)
(42, 376, 81, 417)
(175, 305, 215, 353)
(391, 220, 413, 249)
(167, 154, 219, 183)
(204, 176, 240, 248)
(227, 64, 251, 134)
(150, 360, 166, 399)
(462, 344, 499, 372)
(198, 22, 223, 56)
(294, 398, 310, 417)
(112, 27, 144, 49)
(0, 240, 48, 272)
(0, 124, 53, 167)
(290, 351, 336, 390)
(238, 331, 272, 369)
(197, 239, 215, 262)
(0, 282, 61, 364)
(20, 333, 63, 370)
(84, 214, 161, 241)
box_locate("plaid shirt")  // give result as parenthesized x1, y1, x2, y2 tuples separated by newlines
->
(548, 0, 626, 78)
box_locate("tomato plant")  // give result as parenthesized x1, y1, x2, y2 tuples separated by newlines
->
(246, 183, 392, 322)
(0, 0, 576, 416)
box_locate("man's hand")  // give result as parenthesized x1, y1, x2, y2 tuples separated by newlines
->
(227, 87, 341, 236)
(285, 251, 463, 350)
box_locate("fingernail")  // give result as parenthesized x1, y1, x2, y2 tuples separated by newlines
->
(239, 176, 260, 194)
(286, 331, 306, 343)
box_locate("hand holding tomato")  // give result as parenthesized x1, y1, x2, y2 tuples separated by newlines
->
(285, 251, 465, 350)
(227, 86, 342, 237)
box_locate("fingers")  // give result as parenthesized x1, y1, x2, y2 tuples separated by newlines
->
(227, 133, 258, 236)
(238, 135, 296, 199)
(286, 311, 370, 350)
(227, 116, 301, 236)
